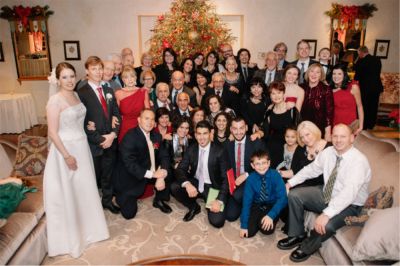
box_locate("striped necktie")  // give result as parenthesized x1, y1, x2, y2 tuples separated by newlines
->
(323, 156, 342, 204)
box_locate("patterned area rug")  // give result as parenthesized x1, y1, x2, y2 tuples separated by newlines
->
(42, 197, 324, 265)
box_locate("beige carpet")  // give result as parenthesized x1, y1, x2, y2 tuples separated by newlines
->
(42, 197, 324, 265)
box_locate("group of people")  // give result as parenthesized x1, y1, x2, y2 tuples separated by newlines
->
(43, 40, 378, 262)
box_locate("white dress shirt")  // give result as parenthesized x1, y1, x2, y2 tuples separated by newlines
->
(139, 127, 156, 179)
(196, 142, 212, 185)
(296, 58, 311, 72)
(157, 99, 170, 111)
(88, 81, 104, 102)
(288, 146, 371, 218)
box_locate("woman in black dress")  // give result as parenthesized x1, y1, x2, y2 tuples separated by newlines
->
(240, 77, 270, 135)
(153, 48, 179, 85)
(212, 112, 231, 145)
(263, 81, 301, 169)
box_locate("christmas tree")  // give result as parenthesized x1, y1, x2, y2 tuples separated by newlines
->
(148, 0, 236, 64)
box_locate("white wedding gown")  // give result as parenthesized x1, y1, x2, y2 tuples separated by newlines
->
(44, 94, 109, 258)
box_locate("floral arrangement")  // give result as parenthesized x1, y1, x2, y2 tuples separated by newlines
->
(388, 109, 400, 130)
(148, 0, 235, 64)
(325, 3, 377, 20)
(0, 5, 54, 26)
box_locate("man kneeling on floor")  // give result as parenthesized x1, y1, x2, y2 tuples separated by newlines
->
(277, 124, 371, 262)
(171, 120, 228, 228)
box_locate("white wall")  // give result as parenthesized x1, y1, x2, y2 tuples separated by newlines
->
(0, 0, 398, 121)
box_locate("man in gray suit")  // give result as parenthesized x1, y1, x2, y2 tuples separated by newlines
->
(254, 51, 283, 87)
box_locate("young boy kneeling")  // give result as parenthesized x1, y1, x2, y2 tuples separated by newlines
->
(240, 150, 288, 238)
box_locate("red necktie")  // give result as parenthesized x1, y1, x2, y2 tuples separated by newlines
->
(97, 87, 108, 118)
(236, 142, 242, 177)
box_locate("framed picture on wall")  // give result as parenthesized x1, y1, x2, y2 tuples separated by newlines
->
(63, 41, 81, 60)
(303, 39, 318, 59)
(374, 39, 390, 59)
(0, 42, 4, 62)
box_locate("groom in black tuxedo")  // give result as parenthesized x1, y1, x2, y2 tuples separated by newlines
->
(113, 109, 172, 219)
(171, 120, 229, 228)
(77, 56, 121, 214)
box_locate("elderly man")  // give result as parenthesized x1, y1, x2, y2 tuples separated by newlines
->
(109, 53, 124, 87)
(291, 40, 318, 84)
(201, 72, 240, 115)
(273, 42, 290, 70)
(170, 70, 197, 108)
(277, 124, 371, 263)
(121, 47, 134, 66)
(102, 60, 120, 90)
(254, 51, 283, 87)
(153, 82, 173, 112)
(171, 92, 192, 121)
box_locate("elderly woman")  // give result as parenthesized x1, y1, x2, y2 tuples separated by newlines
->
(282, 64, 304, 111)
(154, 48, 179, 85)
(330, 64, 364, 134)
(115, 66, 150, 142)
(224, 56, 244, 95)
(135, 52, 153, 87)
(205, 94, 235, 125)
(279, 120, 331, 187)
(140, 69, 157, 106)
(300, 63, 334, 140)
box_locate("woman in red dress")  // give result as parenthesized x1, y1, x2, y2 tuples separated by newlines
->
(330, 64, 364, 134)
(115, 66, 150, 142)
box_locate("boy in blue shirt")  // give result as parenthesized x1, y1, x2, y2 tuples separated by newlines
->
(240, 150, 288, 238)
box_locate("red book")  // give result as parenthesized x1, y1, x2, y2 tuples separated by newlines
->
(226, 168, 236, 195)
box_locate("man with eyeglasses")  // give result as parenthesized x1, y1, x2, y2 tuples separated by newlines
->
(273, 42, 290, 71)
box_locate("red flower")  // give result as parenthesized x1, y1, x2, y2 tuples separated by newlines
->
(153, 142, 160, 150)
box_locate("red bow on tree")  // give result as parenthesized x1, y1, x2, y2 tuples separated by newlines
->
(15, 6, 32, 27)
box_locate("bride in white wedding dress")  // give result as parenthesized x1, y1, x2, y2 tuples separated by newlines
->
(43, 62, 109, 258)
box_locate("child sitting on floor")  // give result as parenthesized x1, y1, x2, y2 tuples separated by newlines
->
(240, 150, 287, 238)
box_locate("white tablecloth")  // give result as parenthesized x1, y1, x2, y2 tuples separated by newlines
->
(0, 93, 38, 134)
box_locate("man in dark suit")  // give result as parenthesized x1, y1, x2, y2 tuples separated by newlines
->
(354, 46, 384, 129)
(170, 92, 191, 122)
(152, 82, 173, 112)
(171, 121, 229, 228)
(77, 56, 121, 214)
(201, 72, 240, 115)
(254, 51, 284, 87)
(170, 71, 197, 108)
(237, 48, 259, 94)
(224, 118, 267, 222)
(291, 40, 318, 85)
(273, 42, 290, 71)
(113, 109, 172, 219)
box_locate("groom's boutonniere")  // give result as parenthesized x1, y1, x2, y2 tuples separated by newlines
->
(106, 93, 113, 104)
(153, 142, 160, 150)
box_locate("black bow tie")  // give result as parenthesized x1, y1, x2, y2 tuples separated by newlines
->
(321, 64, 329, 68)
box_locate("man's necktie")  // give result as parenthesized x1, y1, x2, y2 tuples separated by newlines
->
(267, 72, 272, 86)
(197, 148, 206, 193)
(299, 63, 305, 84)
(216, 90, 221, 97)
(96, 87, 108, 118)
(145, 133, 156, 172)
(236, 142, 242, 177)
(323, 156, 343, 204)
(259, 175, 267, 203)
(173, 91, 178, 106)
(243, 67, 248, 81)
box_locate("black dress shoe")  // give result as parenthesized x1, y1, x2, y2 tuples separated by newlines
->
(102, 202, 120, 214)
(153, 200, 172, 214)
(277, 235, 306, 250)
(290, 247, 311, 262)
(183, 204, 201, 222)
